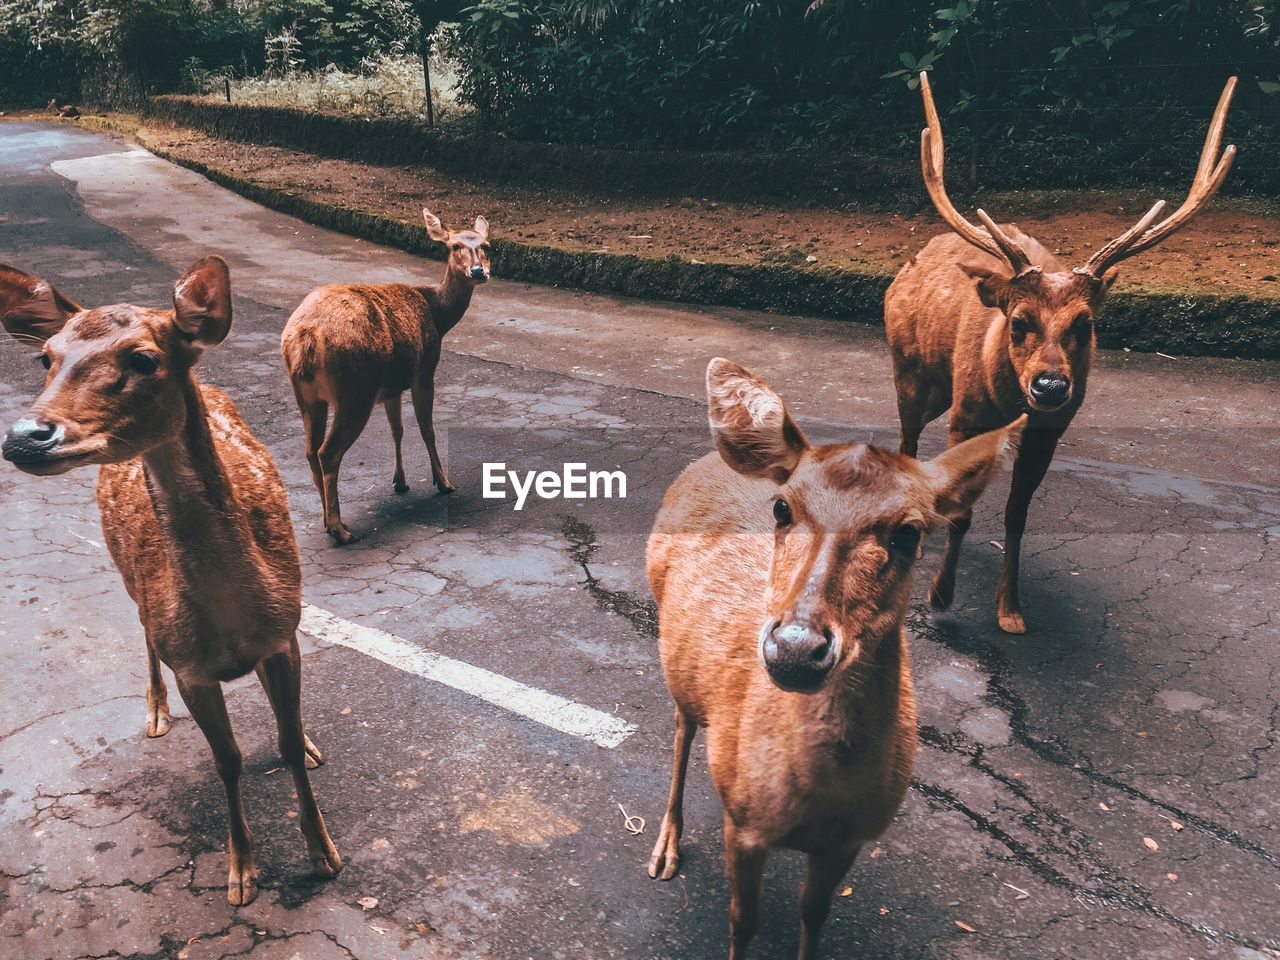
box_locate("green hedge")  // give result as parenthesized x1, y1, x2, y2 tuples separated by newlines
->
(140, 136, 1280, 359)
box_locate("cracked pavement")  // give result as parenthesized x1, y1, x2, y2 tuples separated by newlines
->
(0, 121, 1278, 960)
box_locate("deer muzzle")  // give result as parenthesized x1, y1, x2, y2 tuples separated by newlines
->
(759, 619, 840, 692)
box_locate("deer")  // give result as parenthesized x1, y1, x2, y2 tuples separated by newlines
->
(281, 208, 491, 544)
(645, 358, 1023, 959)
(885, 74, 1236, 633)
(0, 257, 342, 906)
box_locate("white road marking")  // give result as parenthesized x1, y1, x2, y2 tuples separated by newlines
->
(300, 604, 635, 749)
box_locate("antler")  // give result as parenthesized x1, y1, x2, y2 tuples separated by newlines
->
(918, 72, 1034, 277)
(1081, 77, 1238, 278)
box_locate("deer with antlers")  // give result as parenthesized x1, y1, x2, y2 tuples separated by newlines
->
(281, 209, 490, 544)
(0, 257, 341, 905)
(885, 74, 1236, 633)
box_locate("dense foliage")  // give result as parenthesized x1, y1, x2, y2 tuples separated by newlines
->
(1, 0, 1277, 167)
(438, 0, 1279, 150)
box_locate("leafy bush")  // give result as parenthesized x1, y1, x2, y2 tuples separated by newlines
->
(438, 0, 1279, 158)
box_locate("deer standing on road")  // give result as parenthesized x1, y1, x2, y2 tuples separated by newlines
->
(281, 209, 491, 544)
(0, 257, 342, 905)
(886, 74, 1236, 633)
(646, 358, 1022, 959)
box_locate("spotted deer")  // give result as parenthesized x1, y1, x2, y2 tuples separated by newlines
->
(886, 74, 1236, 633)
(281, 208, 491, 544)
(646, 358, 1023, 959)
(0, 257, 342, 905)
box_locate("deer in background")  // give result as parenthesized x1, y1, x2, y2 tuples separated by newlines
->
(646, 358, 1023, 959)
(281, 209, 491, 544)
(0, 257, 342, 905)
(886, 74, 1236, 633)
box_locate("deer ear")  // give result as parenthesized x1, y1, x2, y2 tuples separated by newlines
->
(423, 209, 450, 243)
(1100, 266, 1119, 293)
(706, 358, 808, 484)
(173, 256, 232, 348)
(923, 416, 1025, 521)
(473, 215, 489, 239)
(959, 262, 1011, 309)
(0, 264, 81, 343)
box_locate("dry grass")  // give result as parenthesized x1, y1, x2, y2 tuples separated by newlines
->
(210, 55, 467, 124)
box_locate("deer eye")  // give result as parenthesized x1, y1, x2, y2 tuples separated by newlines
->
(1009, 313, 1032, 341)
(889, 523, 922, 555)
(38, 353, 51, 370)
(773, 498, 793, 528)
(129, 351, 160, 375)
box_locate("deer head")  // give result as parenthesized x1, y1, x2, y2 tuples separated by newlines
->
(0, 257, 233, 474)
(706, 358, 1023, 692)
(424, 208, 491, 284)
(917, 74, 1236, 412)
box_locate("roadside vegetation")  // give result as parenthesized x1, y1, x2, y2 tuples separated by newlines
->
(3, 3, 1277, 182)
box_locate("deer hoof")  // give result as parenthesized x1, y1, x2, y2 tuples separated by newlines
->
(929, 580, 954, 610)
(394, 479, 410, 494)
(647, 823, 681, 880)
(227, 866, 259, 906)
(327, 524, 358, 546)
(998, 610, 1027, 634)
(146, 707, 171, 738)
(311, 844, 343, 878)
(302, 733, 325, 769)
(435, 477, 456, 494)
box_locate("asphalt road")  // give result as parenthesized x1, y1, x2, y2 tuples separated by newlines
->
(1, 121, 1278, 960)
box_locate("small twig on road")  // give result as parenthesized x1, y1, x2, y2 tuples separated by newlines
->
(1003, 881, 1031, 900)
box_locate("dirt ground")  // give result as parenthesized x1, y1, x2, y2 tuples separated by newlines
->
(26, 114, 1280, 296)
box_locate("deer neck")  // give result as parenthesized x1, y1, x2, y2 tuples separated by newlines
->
(139, 374, 267, 613)
(421, 266, 475, 338)
(822, 623, 910, 748)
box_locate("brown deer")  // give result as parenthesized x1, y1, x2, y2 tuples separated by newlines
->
(646, 358, 1023, 959)
(885, 74, 1236, 633)
(0, 257, 342, 905)
(281, 208, 491, 544)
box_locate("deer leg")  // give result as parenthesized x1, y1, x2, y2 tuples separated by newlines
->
(385, 393, 410, 493)
(997, 424, 1064, 634)
(796, 847, 860, 960)
(929, 427, 982, 608)
(255, 664, 323, 769)
(318, 393, 376, 545)
(410, 374, 454, 494)
(648, 705, 697, 880)
(291, 383, 328, 508)
(257, 642, 343, 879)
(144, 637, 171, 738)
(725, 815, 768, 960)
(174, 678, 257, 905)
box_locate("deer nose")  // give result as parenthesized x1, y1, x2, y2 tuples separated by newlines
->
(2, 418, 65, 463)
(469, 265, 488, 282)
(1029, 373, 1071, 408)
(760, 621, 837, 692)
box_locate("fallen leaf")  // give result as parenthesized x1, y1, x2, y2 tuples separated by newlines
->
(1167, 872, 1178, 881)
(1143, 837, 1159, 851)
(1168, 820, 1184, 832)
(879, 907, 890, 916)
(840, 886, 853, 897)
(358, 896, 379, 911)
(1137, 731, 1149, 738)
(955, 920, 977, 933)
(370, 923, 389, 935)
(340, 707, 352, 715)
(1099, 802, 1111, 812)
(371, 837, 391, 851)
(870, 847, 883, 859)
